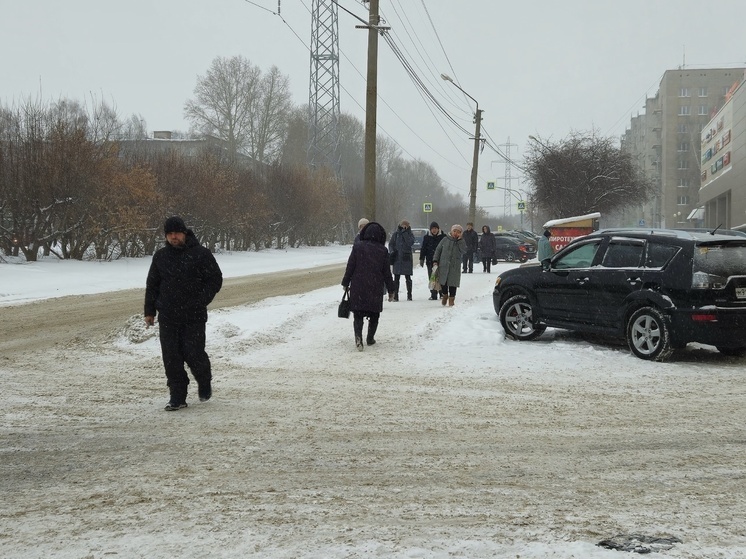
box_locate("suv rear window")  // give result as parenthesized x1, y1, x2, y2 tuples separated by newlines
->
(694, 242, 746, 276)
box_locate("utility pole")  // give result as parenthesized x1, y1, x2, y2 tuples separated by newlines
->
(468, 108, 483, 225)
(362, 0, 380, 220)
(442, 74, 482, 226)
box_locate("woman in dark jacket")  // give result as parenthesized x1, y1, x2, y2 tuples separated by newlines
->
(342, 222, 396, 351)
(479, 225, 498, 273)
(388, 219, 415, 301)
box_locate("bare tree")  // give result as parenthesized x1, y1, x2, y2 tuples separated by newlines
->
(525, 131, 652, 219)
(184, 56, 292, 165)
(184, 55, 261, 156)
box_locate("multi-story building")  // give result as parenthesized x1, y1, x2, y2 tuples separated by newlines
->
(698, 78, 746, 230)
(621, 67, 745, 228)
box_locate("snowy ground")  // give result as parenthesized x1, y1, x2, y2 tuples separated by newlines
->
(1, 245, 745, 558)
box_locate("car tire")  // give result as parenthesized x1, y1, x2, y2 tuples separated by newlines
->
(499, 294, 546, 341)
(716, 346, 746, 357)
(505, 252, 516, 262)
(625, 306, 673, 361)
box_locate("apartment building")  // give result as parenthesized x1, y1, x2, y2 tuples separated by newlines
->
(621, 67, 745, 228)
(698, 78, 746, 230)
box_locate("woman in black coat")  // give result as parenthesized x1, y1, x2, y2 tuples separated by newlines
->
(342, 222, 396, 351)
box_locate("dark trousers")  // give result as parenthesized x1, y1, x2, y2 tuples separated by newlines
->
(353, 311, 380, 342)
(462, 251, 475, 272)
(426, 262, 438, 299)
(482, 257, 492, 273)
(158, 320, 212, 403)
(394, 274, 412, 298)
(440, 284, 457, 298)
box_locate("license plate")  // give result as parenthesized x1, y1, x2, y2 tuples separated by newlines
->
(736, 287, 746, 299)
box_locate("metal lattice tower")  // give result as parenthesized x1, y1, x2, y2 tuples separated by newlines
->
(308, 0, 341, 173)
(500, 137, 517, 217)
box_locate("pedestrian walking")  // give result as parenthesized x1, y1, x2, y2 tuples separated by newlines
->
(388, 219, 415, 301)
(419, 221, 447, 300)
(538, 228, 554, 270)
(144, 216, 223, 411)
(479, 225, 497, 273)
(461, 222, 479, 273)
(432, 224, 467, 306)
(342, 222, 396, 351)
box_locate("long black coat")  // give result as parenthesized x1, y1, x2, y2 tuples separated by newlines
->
(342, 222, 395, 314)
(145, 230, 223, 323)
(389, 226, 415, 276)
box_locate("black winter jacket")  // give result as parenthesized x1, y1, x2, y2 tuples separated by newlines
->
(419, 230, 446, 265)
(144, 230, 223, 323)
(342, 222, 395, 313)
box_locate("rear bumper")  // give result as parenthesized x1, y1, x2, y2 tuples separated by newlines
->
(669, 307, 746, 347)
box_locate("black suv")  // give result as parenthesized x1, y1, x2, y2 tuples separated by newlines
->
(493, 228, 746, 360)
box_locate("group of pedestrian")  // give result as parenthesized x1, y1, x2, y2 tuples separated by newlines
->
(143, 213, 554, 409)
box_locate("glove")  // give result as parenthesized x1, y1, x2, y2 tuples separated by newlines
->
(387, 292, 394, 302)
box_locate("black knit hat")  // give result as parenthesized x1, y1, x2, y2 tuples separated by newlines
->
(164, 216, 187, 235)
(430, 221, 440, 229)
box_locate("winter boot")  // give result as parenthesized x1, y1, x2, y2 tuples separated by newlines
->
(448, 296, 455, 307)
(198, 380, 212, 402)
(366, 317, 379, 346)
(355, 336, 364, 351)
(165, 401, 188, 411)
(441, 294, 448, 306)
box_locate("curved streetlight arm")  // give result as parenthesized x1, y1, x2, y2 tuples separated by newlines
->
(441, 73, 478, 111)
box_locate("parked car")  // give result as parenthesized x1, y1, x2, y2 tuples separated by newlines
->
(492, 228, 746, 361)
(411, 228, 429, 252)
(506, 229, 539, 247)
(493, 234, 537, 262)
(476, 233, 537, 263)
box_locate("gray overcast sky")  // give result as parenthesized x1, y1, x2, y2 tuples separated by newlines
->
(2, 0, 745, 218)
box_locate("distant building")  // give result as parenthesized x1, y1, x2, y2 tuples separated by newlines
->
(698, 78, 746, 230)
(621, 67, 745, 228)
(118, 131, 257, 167)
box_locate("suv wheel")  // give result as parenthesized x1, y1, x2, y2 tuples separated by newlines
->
(505, 252, 516, 262)
(625, 306, 673, 361)
(500, 294, 546, 341)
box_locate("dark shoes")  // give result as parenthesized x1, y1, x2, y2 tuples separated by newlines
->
(406, 294, 412, 301)
(355, 336, 364, 351)
(366, 337, 376, 346)
(198, 382, 212, 402)
(165, 401, 188, 411)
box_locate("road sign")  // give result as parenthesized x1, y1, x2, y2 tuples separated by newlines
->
(517, 201, 526, 211)
(423, 202, 433, 213)
(486, 181, 495, 190)
(638, 219, 645, 226)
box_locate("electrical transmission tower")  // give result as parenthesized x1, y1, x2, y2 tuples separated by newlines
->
(308, 0, 341, 173)
(500, 137, 517, 217)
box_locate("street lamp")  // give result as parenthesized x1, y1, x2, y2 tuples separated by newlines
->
(441, 73, 482, 225)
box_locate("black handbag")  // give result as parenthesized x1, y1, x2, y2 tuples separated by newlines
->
(338, 288, 351, 319)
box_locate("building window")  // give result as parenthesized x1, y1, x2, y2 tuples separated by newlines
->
(677, 142, 689, 152)
(678, 159, 689, 169)
(698, 105, 708, 115)
(678, 178, 690, 187)
(677, 196, 690, 205)
(679, 87, 690, 97)
(678, 123, 688, 133)
(679, 105, 691, 116)
(699, 87, 708, 97)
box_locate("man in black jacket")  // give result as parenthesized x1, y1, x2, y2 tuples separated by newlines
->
(419, 221, 447, 300)
(461, 222, 479, 273)
(145, 216, 223, 411)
